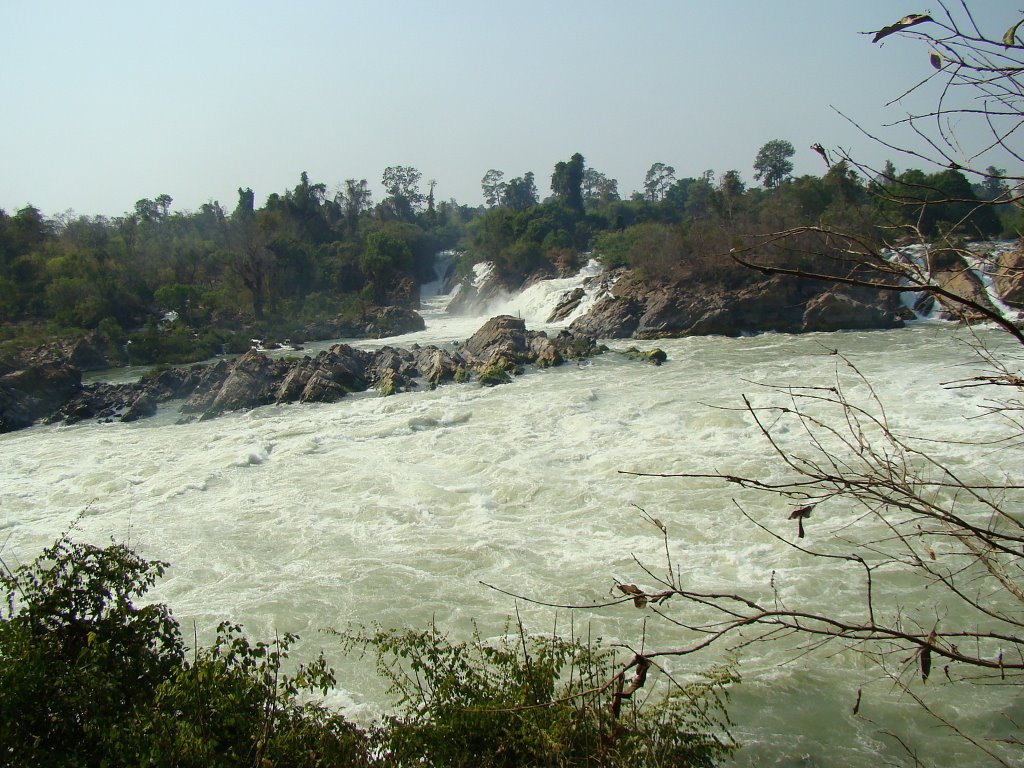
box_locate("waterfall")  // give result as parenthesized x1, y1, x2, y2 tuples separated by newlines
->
(891, 240, 1021, 323)
(443, 257, 613, 328)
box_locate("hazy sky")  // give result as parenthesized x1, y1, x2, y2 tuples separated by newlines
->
(1, 2, 1017, 217)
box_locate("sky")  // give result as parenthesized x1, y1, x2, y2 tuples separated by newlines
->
(1, 1, 1019, 218)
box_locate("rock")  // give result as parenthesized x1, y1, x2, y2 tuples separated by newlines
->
(623, 347, 668, 365)
(201, 350, 286, 417)
(278, 345, 371, 404)
(476, 363, 512, 387)
(802, 290, 903, 332)
(551, 330, 603, 360)
(463, 315, 527, 362)
(994, 245, 1024, 308)
(375, 368, 415, 396)
(413, 346, 467, 388)
(527, 334, 562, 368)
(547, 288, 586, 322)
(275, 356, 316, 403)
(181, 359, 232, 413)
(570, 270, 903, 338)
(299, 369, 350, 404)
(928, 250, 998, 321)
(569, 294, 643, 338)
(445, 263, 508, 316)
(68, 334, 111, 371)
(121, 392, 158, 422)
(0, 363, 82, 432)
(365, 306, 425, 338)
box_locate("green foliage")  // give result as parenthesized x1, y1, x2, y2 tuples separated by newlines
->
(753, 139, 796, 189)
(1, 537, 738, 768)
(0, 536, 185, 766)
(341, 623, 738, 768)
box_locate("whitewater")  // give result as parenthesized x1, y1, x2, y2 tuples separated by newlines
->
(1, 265, 1021, 766)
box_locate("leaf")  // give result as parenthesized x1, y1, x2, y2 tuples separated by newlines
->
(617, 583, 648, 609)
(920, 630, 936, 682)
(788, 503, 816, 520)
(872, 14, 934, 44)
(1003, 18, 1024, 47)
(929, 50, 943, 69)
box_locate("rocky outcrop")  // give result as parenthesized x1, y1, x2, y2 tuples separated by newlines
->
(462, 315, 562, 371)
(0, 364, 82, 432)
(995, 246, 1024, 308)
(927, 249, 998, 322)
(445, 264, 509, 316)
(569, 271, 904, 339)
(296, 305, 425, 343)
(801, 289, 903, 332)
(1, 317, 603, 430)
(546, 288, 584, 323)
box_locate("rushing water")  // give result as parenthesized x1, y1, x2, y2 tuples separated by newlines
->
(2, 269, 1022, 766)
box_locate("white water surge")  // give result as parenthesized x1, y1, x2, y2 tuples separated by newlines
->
(2, 265, 1022, 766)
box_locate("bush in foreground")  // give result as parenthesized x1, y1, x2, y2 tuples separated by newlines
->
(0, 536, 737, 767)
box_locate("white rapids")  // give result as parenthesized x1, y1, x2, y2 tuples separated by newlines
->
(1, 259, 1022, 767)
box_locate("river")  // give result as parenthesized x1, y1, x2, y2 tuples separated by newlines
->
(1, 268, 1021, 766)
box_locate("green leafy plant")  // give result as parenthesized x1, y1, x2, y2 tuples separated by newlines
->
(337, 621, 738, 768)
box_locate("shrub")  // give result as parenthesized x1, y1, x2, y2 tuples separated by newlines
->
(1, 537, 738, 767)
(339, 623, 738, 768)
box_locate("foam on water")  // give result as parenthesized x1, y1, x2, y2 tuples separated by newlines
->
(0, 292, 1020, 764)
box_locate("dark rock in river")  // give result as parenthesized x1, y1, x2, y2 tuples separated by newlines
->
(0, 363, 82, 432)
(7, 317, 604, 429)
(801, 289, 899, 332)
(927, 249, 998, 322)
(547, 287, 586, 323)
(462, 315, 561, 370)
(413, 345, 468, 388)
(995, 245, 1024, 308)
(200, 349, 289, 418)
(570, 271, 903, 338)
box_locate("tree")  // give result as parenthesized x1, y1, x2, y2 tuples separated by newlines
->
(481, 169, 506, 208)
(338, 178, 372, 235)
(582, 167, 620, 207)
(550, 152, 585, 212)
(643, 162, 676, 201)
(380, 165, 424, 221)
(503, 172, 539, 211)
(753, 139, 795, 188)
(229, 187, 274, 319)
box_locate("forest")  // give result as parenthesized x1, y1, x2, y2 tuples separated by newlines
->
(0, 144, 1017, 368)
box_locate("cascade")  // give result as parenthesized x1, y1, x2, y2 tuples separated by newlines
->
(890, 240, 1021, 322)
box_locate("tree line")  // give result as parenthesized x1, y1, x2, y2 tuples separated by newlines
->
(0, 143, 1016, 365)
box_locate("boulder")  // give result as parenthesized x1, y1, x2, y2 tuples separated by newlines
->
(547, 288, 586, 323)
(275, 357, 317, 403)
(68, 334, 111, 371)
(180, 359, 233, 413)
(276, 345, 372, 404)
(462, 315, 532, 364)
(365, 306, 426, 338)
(570, 271, 904, 338)
(802, 290, 902, 332)
(928, 250, 998, 321)
(299, 369, 351, 404)
(0, 363, 82, 432)
(121, 392, 158, 423)
(201, 350, 286, 417)
(445, 263, 508, 316)
(995, 245, 1024, 308)
(413, 346, 468, 388)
